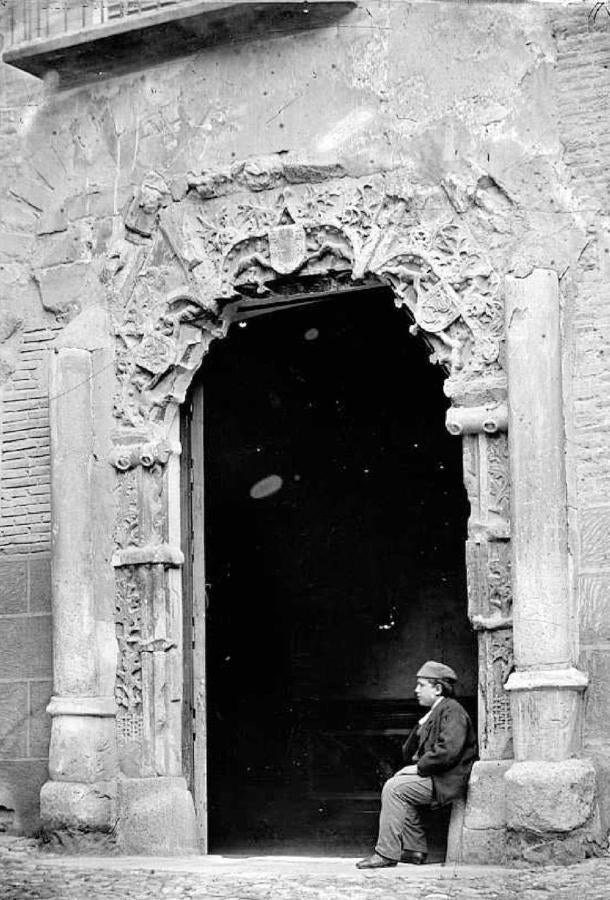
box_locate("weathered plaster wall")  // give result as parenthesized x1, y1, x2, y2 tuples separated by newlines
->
(0, 0, 609, 840)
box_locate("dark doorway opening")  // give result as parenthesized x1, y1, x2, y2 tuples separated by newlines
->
(193, 286, 475, 856)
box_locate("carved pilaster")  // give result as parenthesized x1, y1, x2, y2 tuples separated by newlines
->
(111, 439, 183, 778)
(461, 427, 513, 760)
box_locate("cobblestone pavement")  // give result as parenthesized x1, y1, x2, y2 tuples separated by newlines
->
(1, 837, 610, 900)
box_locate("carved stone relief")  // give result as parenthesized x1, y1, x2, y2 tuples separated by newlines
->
(487, 433, 510, 521)
(111, 442, 183, 776)
(462, 428, 513, 759)
(115, 566, 144, 775)
(108, 159, 514, 776)
(111, 168, 507, 430)
(479, 628, 514, 760)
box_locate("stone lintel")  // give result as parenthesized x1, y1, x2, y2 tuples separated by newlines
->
(445, 403, 508, 436)
(47, 696, 117, 718)
(112, 544, 184, 567)
(505, 667, 588, 692)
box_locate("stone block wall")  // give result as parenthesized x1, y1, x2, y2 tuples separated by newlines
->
(0, 553, 52, 833)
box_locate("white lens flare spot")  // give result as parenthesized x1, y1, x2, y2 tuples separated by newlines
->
(304, 328, 319, 341)
(249, 474, 283, 500)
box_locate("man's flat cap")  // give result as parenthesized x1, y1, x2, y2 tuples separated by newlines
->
(417, 660, 458, 682)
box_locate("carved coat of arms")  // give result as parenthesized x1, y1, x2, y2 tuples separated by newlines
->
(267, 221, 307, 275)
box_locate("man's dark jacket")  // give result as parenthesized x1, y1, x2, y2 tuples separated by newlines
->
(401, 698, 477, 806)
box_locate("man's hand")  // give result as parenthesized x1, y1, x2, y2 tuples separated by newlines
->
(394, 764, 418, 776)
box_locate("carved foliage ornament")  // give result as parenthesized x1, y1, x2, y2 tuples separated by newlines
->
(115, 566, 143, 715)
(479, 627, 514, 759)
(112, 172, 506, 427)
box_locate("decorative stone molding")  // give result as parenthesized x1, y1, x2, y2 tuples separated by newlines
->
(112, 167, 507, 429)
(109, 439, 179, 471)
(505, 668, 588, 693)
(124, 173, 171, 239)
(462, 425, 513, 760)
(107, 159, 516, 844)
(445, 403, 508, 436)
(47, 697, 117, 718)
(112, 544, 184, 567)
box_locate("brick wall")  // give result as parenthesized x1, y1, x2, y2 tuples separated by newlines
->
(1, 324, 61, 553)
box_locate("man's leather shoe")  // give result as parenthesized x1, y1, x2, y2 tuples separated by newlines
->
(356, 852, 398, 869)
(400, 849, 427, 865)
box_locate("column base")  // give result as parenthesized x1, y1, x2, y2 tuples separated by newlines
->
(504, 668, 587, 761)
(115, 776, 199, 855)
(447, 760, 511, 864)
(505, 759, 603, 864)
(40, 779, 117, 852)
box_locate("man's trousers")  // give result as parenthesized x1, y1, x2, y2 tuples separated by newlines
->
(374, 772, 434, 860)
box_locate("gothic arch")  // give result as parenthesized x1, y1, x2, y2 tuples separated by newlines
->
(111, 166, 507, 431)
(107, 159, 513, 839)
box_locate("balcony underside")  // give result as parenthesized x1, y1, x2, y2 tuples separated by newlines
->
(3, 1, 356, 85)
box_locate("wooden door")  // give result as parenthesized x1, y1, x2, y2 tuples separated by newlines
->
(181, 384, 207, 851)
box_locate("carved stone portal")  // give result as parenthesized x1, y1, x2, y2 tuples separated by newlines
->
(108, 161, 513, 783)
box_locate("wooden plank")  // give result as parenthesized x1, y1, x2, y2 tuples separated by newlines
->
(191, 382, 208, 852)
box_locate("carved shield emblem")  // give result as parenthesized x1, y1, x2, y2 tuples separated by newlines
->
(268, 223, 307, 275)
(415, 282, 461, 333)
(135, 333, 175, 375)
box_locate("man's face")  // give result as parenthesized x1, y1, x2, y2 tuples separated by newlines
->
(415, 677, 440, 708)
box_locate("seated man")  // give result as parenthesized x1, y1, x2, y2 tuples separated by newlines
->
(357, 660, 477, 869)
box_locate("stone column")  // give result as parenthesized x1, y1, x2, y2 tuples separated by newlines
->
(445, 404, 514, 863)
(40, 311, 118, 844)
(503, 268, 598, 862)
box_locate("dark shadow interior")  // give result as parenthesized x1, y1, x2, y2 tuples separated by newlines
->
(196, 286, 475, 856)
